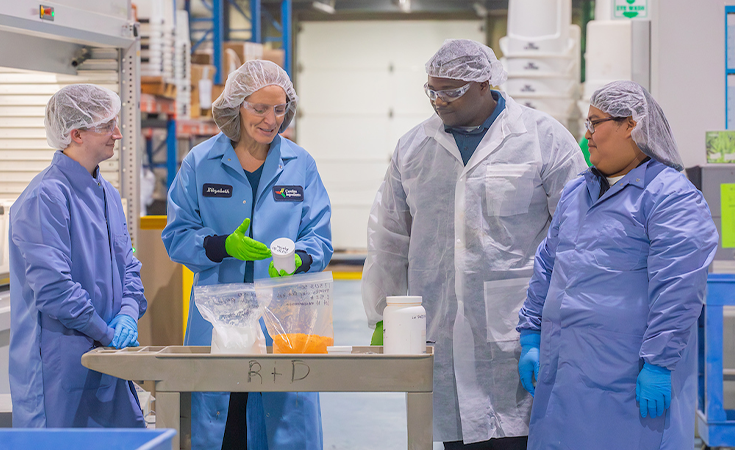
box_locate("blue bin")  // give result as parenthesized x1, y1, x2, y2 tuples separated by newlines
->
(0, 428, 176, 449)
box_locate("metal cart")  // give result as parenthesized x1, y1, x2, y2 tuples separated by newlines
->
(83, 345, 434, 450)
(697, 274, 735, 449)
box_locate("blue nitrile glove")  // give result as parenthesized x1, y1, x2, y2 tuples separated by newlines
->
(370, 321, 383, 345)
(225, 218, 272, 261)
(108, 314, 139, 349)
(268, 253, 302, 277)
(636, 362, 672, 418)
(519, 330, 541, 397)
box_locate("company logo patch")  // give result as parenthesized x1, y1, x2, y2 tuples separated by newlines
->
(202, 183, 233, 198)
(273, 185, 304, 202)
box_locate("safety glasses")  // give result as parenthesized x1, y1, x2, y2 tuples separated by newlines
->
(584, 117, 622, 134)
(88, 117, 118, 135)
(424, 82, 472, 103)
(242, 101, 290, 117)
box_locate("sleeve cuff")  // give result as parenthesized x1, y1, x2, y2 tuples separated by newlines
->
(80, 313, 114, 346)
(119, 301, 139, 322)
(520, 329, 541, 347)
(294, 250, 313, 274)
(204, 234, 230, 263)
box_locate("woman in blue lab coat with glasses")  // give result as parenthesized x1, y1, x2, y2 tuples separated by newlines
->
(163, 60, 332, 450)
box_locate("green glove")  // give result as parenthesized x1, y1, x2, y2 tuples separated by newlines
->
(371, 321, 383, 346)
(225, 218, 272, 261)
(268, 253, 302, 277)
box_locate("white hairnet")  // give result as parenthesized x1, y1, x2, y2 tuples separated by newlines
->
(212, 60, 298, 142)
(425, 39, 508, 86)
(590, 81, 683, 171)
(45, 84, 121, 150)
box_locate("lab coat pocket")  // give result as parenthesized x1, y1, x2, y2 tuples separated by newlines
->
(483, 276, 531, 344)
(485, 164, 536, 216)
(56, 333, 114, 392)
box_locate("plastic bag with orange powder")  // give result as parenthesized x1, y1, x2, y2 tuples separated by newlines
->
(256, 272, 334, 354)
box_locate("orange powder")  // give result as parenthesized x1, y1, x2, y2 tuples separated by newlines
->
(272, 333, 334, 354)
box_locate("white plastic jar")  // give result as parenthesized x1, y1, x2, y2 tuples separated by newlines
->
(383, 296, 426, 355)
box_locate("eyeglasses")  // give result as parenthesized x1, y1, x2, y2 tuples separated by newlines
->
(424, 82, 472, 103)
(242, 101, 290, 117)
(87, 118, 118, 135)
(584, 117, 621, 134)
(80, 118, 118, 135)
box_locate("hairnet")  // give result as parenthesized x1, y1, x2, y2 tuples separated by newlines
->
(425, 39, 508, 86)
(44, 84, 121, 150)
(590, 80, 683, 171)
(212, 60, 298, 142)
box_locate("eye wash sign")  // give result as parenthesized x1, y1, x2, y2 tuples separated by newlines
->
(613, 0, 648, 19)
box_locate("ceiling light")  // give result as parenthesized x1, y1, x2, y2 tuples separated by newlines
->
(312, 1, 335, 14)
(394, 0, 410, 13)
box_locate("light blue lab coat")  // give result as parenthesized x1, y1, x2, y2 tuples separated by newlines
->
(517, 159, 718, 450)
(162, 133, 332, 450)
(9, 151, 146, 428)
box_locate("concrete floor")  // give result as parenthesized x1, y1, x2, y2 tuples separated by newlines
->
(320, 279, 414, 450)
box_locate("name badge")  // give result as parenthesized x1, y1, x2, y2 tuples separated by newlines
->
(273, 185, 304, 202)
(202, 183, 233, 198)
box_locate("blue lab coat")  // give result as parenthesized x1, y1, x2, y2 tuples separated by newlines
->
(517, 159, 718, 449)
(9, 151, 146, 428)
(162, 133, 332, 450)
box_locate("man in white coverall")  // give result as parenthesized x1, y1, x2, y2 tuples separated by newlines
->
(362, 39, 587, 450)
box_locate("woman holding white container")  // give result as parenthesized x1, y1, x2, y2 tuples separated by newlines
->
(162, 60, 333, 450)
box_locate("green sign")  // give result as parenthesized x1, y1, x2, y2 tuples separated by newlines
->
(722, 184, 735, 248)
(613, 0, 648, 19)
(706, 131, 735, 163)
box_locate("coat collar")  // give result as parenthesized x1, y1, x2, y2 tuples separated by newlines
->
(53, 150, 102, 190)
(207, 132, 298, 204)
(422, 93, 528, 174)
(583, 158, 652, 203)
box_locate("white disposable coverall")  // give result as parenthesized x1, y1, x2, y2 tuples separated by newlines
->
(362, 93, 587, 443)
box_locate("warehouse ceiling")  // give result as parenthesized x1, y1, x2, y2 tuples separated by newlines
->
(259, 0, 590, 20)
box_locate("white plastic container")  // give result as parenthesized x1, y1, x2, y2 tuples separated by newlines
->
(383, 296, 426, 355)
(327, 346, 353, 355)
(501, 55, 576, 78)
(504, 76, 578, 97)
(513, 95, 577, 117)
(270, 237, 296, 274)
(507, 0, 571, 42)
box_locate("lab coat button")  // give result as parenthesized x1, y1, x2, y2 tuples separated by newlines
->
(243, 200, 247, 204)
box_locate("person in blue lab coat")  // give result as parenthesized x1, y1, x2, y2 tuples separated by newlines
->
(516, 80, 719, 450)
(162, 60, 332, 450)
(9, 84, 147, 428)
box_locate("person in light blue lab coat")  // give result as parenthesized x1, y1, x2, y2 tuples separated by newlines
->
(9, 84, 146, 428)
(517, 80, 719, 450)
(162, 60, 332, 450)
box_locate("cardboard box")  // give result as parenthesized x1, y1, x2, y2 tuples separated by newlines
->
(191, 64, 216, 87)
(262, 48, 285, 69)
(224, 41, 263, 66)
(224, 48, 241, 76)
(191, 51, 212, 65)
(212, 84, 226, 103)
(190, 85, 200, 118)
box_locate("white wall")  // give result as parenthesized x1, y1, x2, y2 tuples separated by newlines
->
(296, 21, 484, 251)
(651, 0, 731, 168)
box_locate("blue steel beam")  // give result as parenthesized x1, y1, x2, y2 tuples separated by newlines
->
(166, 119, 178, 189)
(281, 0, 291, 77)
(251, 0, 261, 43)
(213, 0, 225, 84)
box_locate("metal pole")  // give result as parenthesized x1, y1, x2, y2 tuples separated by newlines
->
(166, 119, 177, 189)
(251, 0, 261, 43)
(281, 0, 292, 77)
(213, 0, 224, 84)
